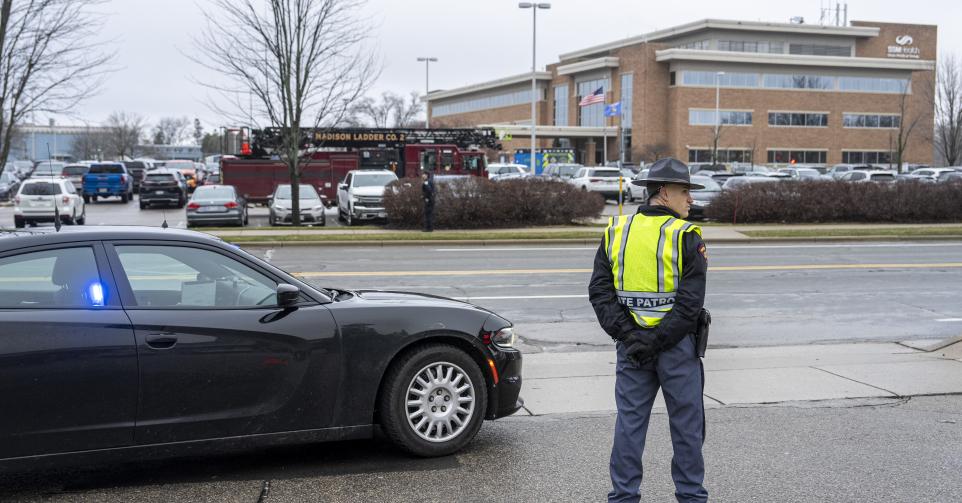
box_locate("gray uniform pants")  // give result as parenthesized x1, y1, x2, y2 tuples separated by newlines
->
(608, 334, 707, 503)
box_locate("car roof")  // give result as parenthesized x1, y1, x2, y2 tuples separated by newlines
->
(351, 169, 395, 175)
(0, 226, 225, 253)
(22, 177, 66, 184)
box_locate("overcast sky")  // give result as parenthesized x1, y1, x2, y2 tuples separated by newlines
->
(64, 0, 960, 132)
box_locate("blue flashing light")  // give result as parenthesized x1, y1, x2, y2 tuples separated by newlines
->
(88, 282, 105, 307)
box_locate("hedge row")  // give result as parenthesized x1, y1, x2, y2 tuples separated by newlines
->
(704, 180, 962, 223)
(383, 177, 606, 229)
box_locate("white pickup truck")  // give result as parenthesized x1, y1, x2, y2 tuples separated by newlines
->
(336, 169, 399, 226)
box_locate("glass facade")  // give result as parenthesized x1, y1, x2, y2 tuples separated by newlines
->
(675, 40, 710, 50)
(789, 44, 852, 57)
(680, 71, 910, 94)
(718, 40, 784, 54)
(767, 150, 828, 164)
(689, 149, 753, 163)
(768, 112, 829, 127)
(689, 109, 753, 126)
(577, 78, 608, 127)
(433, 87, 542, 117)
(620, 74, 633, 129)
(842, 151, 892, 164)
(842, 114, 901, 128)
(554, 85, 568, 126)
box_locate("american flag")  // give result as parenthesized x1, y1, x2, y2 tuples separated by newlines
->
(578, 87, 605, 107)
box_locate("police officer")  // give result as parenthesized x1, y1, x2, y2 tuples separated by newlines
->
(588, 157, 709, 503)
(421, 171, 436, 232)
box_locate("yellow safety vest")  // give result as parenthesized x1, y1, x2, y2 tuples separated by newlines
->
(604, 214, 702, 328)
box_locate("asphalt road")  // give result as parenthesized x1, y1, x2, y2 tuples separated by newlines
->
(248, 241, 962, 349)
(2, 395, 959, 502)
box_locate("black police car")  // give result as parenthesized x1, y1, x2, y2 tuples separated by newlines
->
(0, 226, 522, 466)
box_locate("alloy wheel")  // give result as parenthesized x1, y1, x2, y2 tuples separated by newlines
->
(405, 362, 475, 443)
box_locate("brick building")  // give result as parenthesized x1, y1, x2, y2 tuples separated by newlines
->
(425, 18, 937, 168)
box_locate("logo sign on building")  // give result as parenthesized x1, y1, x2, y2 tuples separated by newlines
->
(887, 34, 920, 59)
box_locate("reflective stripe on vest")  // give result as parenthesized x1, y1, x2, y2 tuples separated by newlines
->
(604, 214, 702, 328)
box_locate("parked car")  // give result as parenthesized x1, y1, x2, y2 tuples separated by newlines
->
(82, 162, 134, 203)
(485, 163, 528, 180)
(271, 183, 327, 226)
(13, 177, 85, 227)
(721, 176, 781, 190)
(165, 160, 200, 193)
(838, 170, 897, 183)
(0, 173, 21, 201)
(123, 161, 150, 192)
(905, 167, 959, 182)
(61, 164, 90, 195)
(31, 161, 66, 179)
(186, 185, 248, 227)
(688, 176, 723, 220)
(568, 167, 628, 200)
(203, 171, 221, 185)
(11, 160, 34, 179)
(777, 167, 825, 180)
(139, 169, 188, 208)
(628, 169, 649, 202)
(336, 170, 398, 226)
(0, 226, 521, 463)
(542, 163, 583, 180)
(939, 172, 962, 183)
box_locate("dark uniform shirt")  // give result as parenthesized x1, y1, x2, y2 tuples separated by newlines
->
(422, 176, 436, 205)
(588, 205, 708, 348)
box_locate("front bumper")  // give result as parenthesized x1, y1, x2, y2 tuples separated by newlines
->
(187, 209, 243, 224)
(487, 347, 523, 419)
(352, 205, 387, 220)
(273, 208, 325, 224)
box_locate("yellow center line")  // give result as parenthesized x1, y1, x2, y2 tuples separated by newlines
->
(293, 262, 962, 278)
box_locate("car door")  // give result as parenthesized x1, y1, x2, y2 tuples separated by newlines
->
(337, 173, 352, 212)
(104, 241, 340, 445)
(0, 242, 137, 459)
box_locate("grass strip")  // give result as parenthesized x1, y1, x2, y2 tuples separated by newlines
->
(743, 226, 962, 238)
(217, 230, 604, 243)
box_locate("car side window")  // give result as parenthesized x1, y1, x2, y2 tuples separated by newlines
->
(0, 247, 104, 308)
(114, 245, 278, 308)
(344, 174, 353, 187)
(64, 181, 76, 194)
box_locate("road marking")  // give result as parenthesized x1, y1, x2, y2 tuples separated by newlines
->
(294, 262, 962, 277)
(936, 318, 962, 322)
(434, 242, 962, 252)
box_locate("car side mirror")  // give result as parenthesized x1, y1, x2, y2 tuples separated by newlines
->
(338, 183, 347, 190)
(276, 283, 300, 306)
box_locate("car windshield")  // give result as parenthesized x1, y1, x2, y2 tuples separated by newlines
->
(797, 169, 821, 177)
(124, 161, 146, 171)
(558, 165, 580, 177)
(22, 182, 61, 195)
(33, 162, 65, 175)
(62, 165, 88, 175)
(354, 173, 397, 187)
(193, 186, 234, 199)
(589, 170, 621, 178)
(692, 177, 722, 191)
(146, 173, 175, 181)
(89, 164, 124, 174)
(275, 184, 320, 200)
(0, 174, 11, 184)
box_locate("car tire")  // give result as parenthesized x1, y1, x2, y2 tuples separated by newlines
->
(121, 193, 129, 203)
(14, 216, 24, 228)
(177, 194, 186, 208)
(83, 195, 90, 204)
(345, 209, 354, 227)
(140, 200, 146, 210)
(92, 195, 98, 202)
(337, 209, 345, 223)
(77, 210, 85, 225)
(378, 344, 487, 457)
(243, 210, 249, 226)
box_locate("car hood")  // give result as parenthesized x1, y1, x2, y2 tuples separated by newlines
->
(350, 186, 387, 197)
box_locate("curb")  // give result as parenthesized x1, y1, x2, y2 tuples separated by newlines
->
(227, 235, 962, 247)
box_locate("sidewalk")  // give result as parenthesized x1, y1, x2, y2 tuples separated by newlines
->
(518, 338, 962, 415)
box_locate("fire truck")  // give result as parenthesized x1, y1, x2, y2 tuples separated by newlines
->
(220, 127, 500, 204)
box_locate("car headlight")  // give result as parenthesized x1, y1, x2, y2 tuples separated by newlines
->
(486, 327, 515, 348)
(273, 205, 285, 211)
(349, 195, 359, 203)
(312, 205, 325, 211)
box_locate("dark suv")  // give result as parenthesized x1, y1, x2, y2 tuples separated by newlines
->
(123, 161, 148, 192)
(139, 169, 187, 208)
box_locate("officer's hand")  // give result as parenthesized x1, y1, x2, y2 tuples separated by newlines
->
(624, 330, 659, 364)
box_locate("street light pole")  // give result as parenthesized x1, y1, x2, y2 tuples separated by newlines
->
(519, 2, 550, 175)
(714, 71, 725, 165)
(417, 57, 438, 129)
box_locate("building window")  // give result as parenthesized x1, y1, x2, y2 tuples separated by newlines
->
(433, 87, 543, 117)
(718, 40, 784, 54)
(577, 77, 609, 127)
(620, 74, 633, 129)
(688, 149, 753, 163)
(762, 74, 836, 90)
(682, 71, 758, 87)
(689, 109, 753, 126)
(789, 43, 852, 57)
(841, 151, 892, 164)
(675, 39, 710, 50)
(842, 113, 901, 129)
(838, 77, 910, 94)
(768, 112, 829, 127)
(554, 85, 568, 126)
(670, 72, 676, 86)
(766, 150, 828, 164)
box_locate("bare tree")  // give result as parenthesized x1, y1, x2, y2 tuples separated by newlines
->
(346, 91, 423, 127)
(201, 132, 223, 156)
(0, 0, 113, 165)
(640, 142, 670, 163)
(891, 77, 931, 172)
(71, 126, 108, 160)
(934, 55, 962, 166)
(193, 118, 204, 146)
(709, 123, 724, 165)
(152, 116, 190, 145)
(195, 0, 378, 225)
(103, 111, 145, 160)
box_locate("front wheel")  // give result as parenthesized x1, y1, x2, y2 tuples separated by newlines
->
(378, 344, 487, 457)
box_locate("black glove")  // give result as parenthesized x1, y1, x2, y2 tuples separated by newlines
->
(623, 329, 660, 366)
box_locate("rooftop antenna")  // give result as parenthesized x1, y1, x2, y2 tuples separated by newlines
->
(47, 143, 61, 232)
